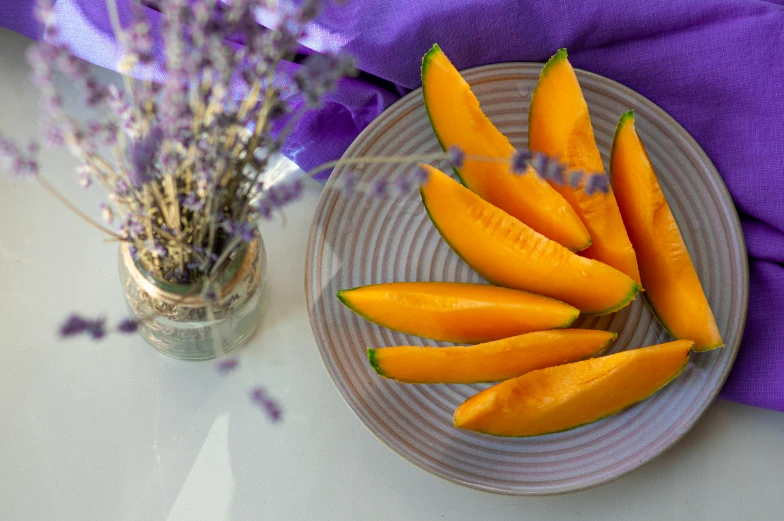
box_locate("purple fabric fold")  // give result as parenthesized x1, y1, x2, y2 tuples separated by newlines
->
(3, 0, 783, 411)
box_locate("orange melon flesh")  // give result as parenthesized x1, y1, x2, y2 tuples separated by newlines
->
(368, 329, 617, 384)
(337, 282, 579, 344)
(454, 340, 694, 437)
(421, 45, 591, 251)
(419, 164, 640, 315)
(528, 49, 641, 284)
(611, 112, 723, 350)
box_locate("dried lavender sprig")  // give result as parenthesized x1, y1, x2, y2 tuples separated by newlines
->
(249, 386, 282, 423)
(510, 149, 610, 194)
(302, 152, 455, 179)
(59, 314, 106, 340)
(216, 357, 239, 374)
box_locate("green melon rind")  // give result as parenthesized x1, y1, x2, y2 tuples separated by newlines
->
(421, 43, 467, 186)
(527, 48, 568, 143)
(459, 348, 692, 437)
(591, 331, 619, 357)
(421, 185, 638, 316)
(539, 48, 569, 80)
(609, 110, 635, 185)
(367, 348, 384, 377)
(580, 281, 641, 317)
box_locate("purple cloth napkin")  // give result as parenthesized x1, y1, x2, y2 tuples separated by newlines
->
(3, 1, 783, 411)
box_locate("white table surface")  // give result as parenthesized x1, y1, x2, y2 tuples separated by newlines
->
(1, 28, 783, 521)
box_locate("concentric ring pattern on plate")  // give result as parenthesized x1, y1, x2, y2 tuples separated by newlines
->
(305, 63, 748, 495)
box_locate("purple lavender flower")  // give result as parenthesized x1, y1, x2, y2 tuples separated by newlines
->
(186, 260, 204, 271)
(128, 5, 155, 66)
(249, 386, 282, 423)
(0, 133, 39, 178)
(448, 146, 465, 169)
(225, 220, 256, 242)
(182, 193, 205, 212)
(204, 286, 218, 302)
(115, 179, 130, 196)
(511, 149, 531, 174)
(294, 52, 356, 107)
(44, 22, 58, 40)
(103, 121, 118, 146)
(411, 165, 430, 184)
(0, 135, 16, 157)
(341, 171, 358, 196)
(127, 217, 144, 238)
(42, 123, 65, 147)
(545, 157, 566, 185)
(268, 180, 304, 208)
(116, 318, 139, 334)
(107, 84, 138, 136)
(254, 179, 304, 217)
(59, 52, 89, 82)
(216, 357, 239, 375)
(87, 318, 106, 339)
(393, 174, 411, 195)
(149, 240, 168, 258)
(59, 314, 90, 337)
(59, 314, 105, 340)
(568, 170, 584, 189)
(531, 153, 547, 176)
(82, 77, 107, 108)
(371, 178, 388, 199)
(255, 200, 273, 220)
(128, 126, 163, 188)
(86, 121, 103, 140)
(585, 173, 610, 195)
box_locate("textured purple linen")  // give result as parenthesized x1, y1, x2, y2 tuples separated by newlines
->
(2, 1, 782, 411)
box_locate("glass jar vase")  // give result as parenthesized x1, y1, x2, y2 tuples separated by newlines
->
(118, 234, 266, 360)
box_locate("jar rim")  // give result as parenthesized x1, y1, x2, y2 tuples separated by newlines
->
(120, 235, 260, 307)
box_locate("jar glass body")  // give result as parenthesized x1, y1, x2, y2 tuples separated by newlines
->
(118, 235, 266, 360)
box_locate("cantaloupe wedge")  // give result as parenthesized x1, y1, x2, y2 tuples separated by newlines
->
(419, 164, 640, 315)
(528, 49, 641, 284)
(337, 282, 578, 344)
(421, 45, 591, 251)
(367, 329, 616, 384)
(454, 340, 693, 437)
(611, 111, 723, 350)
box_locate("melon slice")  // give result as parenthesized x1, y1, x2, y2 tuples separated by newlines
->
(454, 340, 693, 437)
(528, 49, 641, 283)
(419, 164, 640, 315)
(610, 111, 722, 350)
(338, 282, 578, 344)
(368, 329, 616, 384)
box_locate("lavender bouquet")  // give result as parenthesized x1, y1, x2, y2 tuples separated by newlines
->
(0, 0, 370, 358)
(0, 0, 606, 361)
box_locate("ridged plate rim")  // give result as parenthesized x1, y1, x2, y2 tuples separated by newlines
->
(305, 62, 749, 495)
